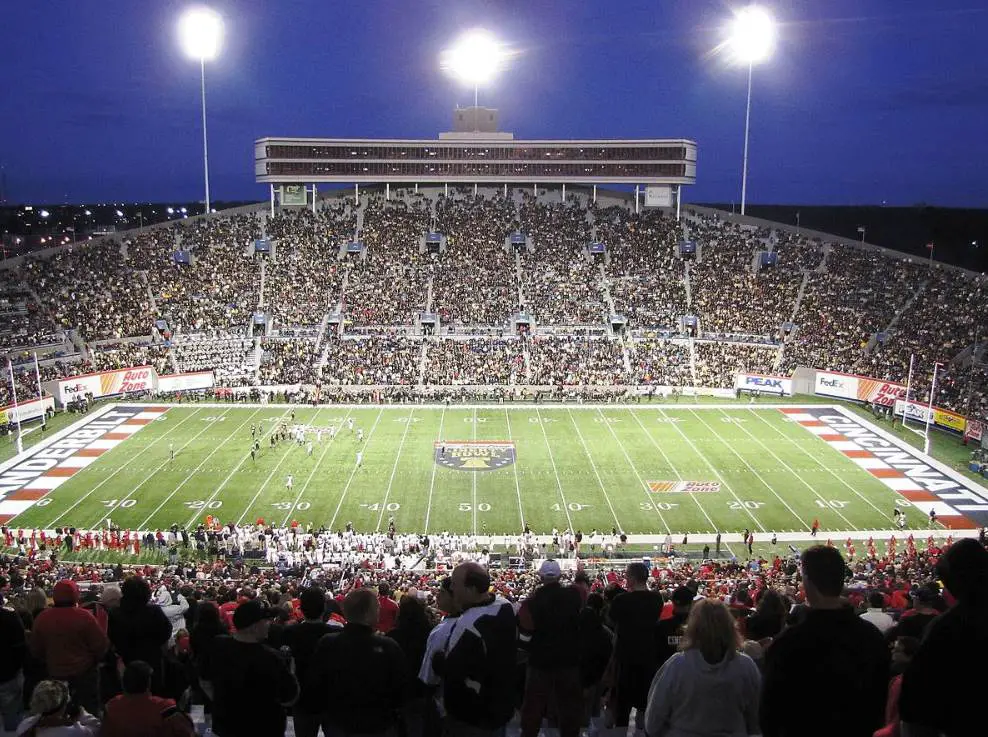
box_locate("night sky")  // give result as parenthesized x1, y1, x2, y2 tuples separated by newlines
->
(2, 1, 986, 207)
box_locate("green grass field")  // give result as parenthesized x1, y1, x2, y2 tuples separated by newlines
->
(6, 403, 961, 537)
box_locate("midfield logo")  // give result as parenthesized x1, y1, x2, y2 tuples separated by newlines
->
(435, 442, 517, 472)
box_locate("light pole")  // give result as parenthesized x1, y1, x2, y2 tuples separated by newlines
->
(726, 6, 776, 215)
(178, 7, 223, 214)
(441, 29, 511, 132)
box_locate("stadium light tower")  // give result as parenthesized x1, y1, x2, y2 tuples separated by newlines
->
(726, 6, 776, 215)
(178, 6, 223, 214)
(441, 29, 510, 128)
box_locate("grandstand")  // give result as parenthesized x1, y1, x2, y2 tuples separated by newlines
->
(0, 119, 986, 541)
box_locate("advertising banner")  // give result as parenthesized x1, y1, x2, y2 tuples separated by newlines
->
(734, 373, 793, 395)
(0, 396, 55, 425)
(815, 370, 905, 407)
(964, 419, 983, 443)
(156, 371, 215, 393)
(55, 366, 157, 405)
(894, 400, 968, 434)
(814, 371, 858, 400)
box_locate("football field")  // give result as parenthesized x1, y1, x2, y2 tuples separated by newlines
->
(2, 403, 985, 537)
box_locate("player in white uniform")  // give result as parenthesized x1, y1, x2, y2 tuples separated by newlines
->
(306, 442, 314, 457)
(329, 425, 337, 438)
(357, 428, 364, 442)
(347, 418, 354, 432)
(316, 429, 323, 443)
(286, 474, 294, 490)
(356, 451, 363, 468)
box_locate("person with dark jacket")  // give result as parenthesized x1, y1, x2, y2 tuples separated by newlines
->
(900, 538, 988, 737)
(199, 600, 298, 737)
(518, 560, 584, 737)
(436, 561, 517, 737)
(109, 577, 173, 696)
(306, 588, 407, 736)
(281, 587, 334, 737)
(577, 594, 613, 735)
(29, 579, 109, 716)
(607, 563, 664, 732)
(760, 546, 890, 737)
(0, 605, 27, 732)
(654, 586, 694, 669)
(386, 595, 434, 737)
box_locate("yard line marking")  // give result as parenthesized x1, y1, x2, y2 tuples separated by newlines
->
(376, 407, 416, 531)
(472, 408, 478, 535)
(688, 409, 808, 530)
(183, 408, 296, 529)
(653, 407, 767, 532)
(717, 408, 858, 529)
(282, 407, 351, 528)
(535, 408, 575, 531)
(751, 410, 891, 518)
(423, 406, 447, 533)
(567, 408, 628, 532)
(42, 408, 203, 527)
(133, 409, 261, 529)
(504, 408, 525, 530)
(329, 407, 385, 530)
(590, 408, 670, 534)
(627, 409, 735, 555)
(234, 410, 312, 527)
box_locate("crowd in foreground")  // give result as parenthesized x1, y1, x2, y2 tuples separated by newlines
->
(0, 527, 986, 737)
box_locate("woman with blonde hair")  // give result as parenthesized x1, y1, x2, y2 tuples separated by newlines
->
(644, 598, 761, 737)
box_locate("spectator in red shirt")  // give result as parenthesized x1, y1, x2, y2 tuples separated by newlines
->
(377, 582, 399, 633)
(101, 660, 194, 737)
(30, 580, 109, 717)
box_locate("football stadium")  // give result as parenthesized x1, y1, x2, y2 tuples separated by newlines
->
(1, 4, 988, 737)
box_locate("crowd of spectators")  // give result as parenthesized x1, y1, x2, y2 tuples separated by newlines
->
(2, 191, 987, 424)
(259, 338, 320, 385)
(629, 339, 693, 386)
(345, 196, 431, 326)
(1, 529, 986, 737)
(695, 341, 780, 388)
(264, 206, 352, 327)
(528, 336, 627, 386)
(433, 192, 518, 325)
(172, 334, 255, 385)
(88, 342, 171, 375)
(322, 337, 421, 386)
(424, 338, 524, 385)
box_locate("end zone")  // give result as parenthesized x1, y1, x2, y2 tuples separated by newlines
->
(782, 406, 988, 529)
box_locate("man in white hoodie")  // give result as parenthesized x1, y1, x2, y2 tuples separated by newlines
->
(154, 585, 190, 645)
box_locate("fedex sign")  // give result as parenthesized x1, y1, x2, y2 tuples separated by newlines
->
(735, 374, 792, 395)
(815, 371, 858, 400)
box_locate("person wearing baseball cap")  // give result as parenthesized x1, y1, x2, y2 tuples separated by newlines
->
(198, 599, 298, 737)
(30, 579, 109, 717)
(518, 560, 583, 737)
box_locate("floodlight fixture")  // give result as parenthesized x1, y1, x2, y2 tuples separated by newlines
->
(726, 5, 777, 215)
(178, 6, 222, 214)
(728, 5, 776, 65)
(178, 7, 223, 62)
(441, 28, 512, 109)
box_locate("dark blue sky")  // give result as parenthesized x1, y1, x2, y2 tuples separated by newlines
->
(2, 1, 986, 207)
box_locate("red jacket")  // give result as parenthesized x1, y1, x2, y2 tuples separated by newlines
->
(30, 605, 109, 678)
(377, 595, 399, 633)
(101, 693, 195, 737)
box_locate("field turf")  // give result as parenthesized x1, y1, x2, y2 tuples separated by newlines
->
(5, 403, 955, 537)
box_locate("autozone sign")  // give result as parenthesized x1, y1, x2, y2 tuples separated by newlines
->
(815, 370, 905, 407)
(735, 374, 792, 395)
(55, 366, 158, 405)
